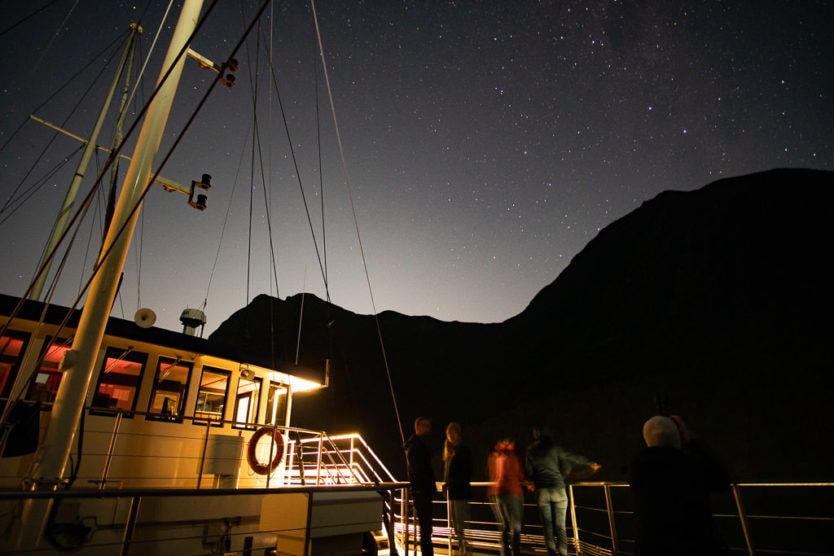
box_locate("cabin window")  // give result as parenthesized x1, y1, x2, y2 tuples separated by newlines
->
(0, 331, 29, 402)
(90, 348, 147, 417)
(146, 357, 192, 422)
(233, 375, 261, 429)
(266, 381, 289, 427)
(194, 367, 230, 425)
(25, 339, 71, 405)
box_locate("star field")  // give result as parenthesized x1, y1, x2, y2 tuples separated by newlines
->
(0, 0, 831, 334)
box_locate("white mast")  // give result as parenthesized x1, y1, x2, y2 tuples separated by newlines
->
(17, 0, 205, 547)
(30, 24, 143, 301)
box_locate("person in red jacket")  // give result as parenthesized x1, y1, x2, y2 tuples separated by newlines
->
(489, 438, 525, 556)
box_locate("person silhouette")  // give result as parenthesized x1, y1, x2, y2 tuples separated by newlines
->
(405, 416, 438, 556)
(443, 422, 473, 554)
(628, 415, 730, 556)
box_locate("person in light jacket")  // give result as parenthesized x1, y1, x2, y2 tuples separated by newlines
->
(525, 425, 600, 556)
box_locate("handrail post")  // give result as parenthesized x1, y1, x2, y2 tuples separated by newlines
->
(316, 433, 324, 485)
(99, 409, 124, 490)
(119, 495, 142, 556)
(404, 488, 412, 556)
(568, 485, 581, 554)
(197, 418, 211, 488)
(603, 483, 619, 554)
(731, 483, 755, 556)
(446, 488, 452, 554)
(384, 489, 400, 556)
(265, 424, 275, 488)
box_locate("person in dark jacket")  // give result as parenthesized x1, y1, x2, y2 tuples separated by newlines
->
(405, 416, 438, 556)
(628, 415, 730, 556)
(443, 422, 473, 554)
(525, 425, 600, 556)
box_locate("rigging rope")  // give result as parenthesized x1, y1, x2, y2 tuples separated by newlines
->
(0, 146, 83, 227)
(28, 0, 81, 78)
(2, 1, 408, 456)
(0, 33, 126, 220)
(0, 0, 231, 426)
(0, 0, 63, 38)
(310, 0, 406, 447)
(123, 0, 176, 120)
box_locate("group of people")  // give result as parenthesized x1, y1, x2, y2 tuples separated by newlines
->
(488, 425, 601, 556)
(405, 417, 600, 556)
(404, 414, 729, 556)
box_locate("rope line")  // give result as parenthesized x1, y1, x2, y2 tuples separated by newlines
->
(310, 0, 405, 447)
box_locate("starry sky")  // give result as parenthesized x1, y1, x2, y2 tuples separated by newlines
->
(1, 0, 832, 336)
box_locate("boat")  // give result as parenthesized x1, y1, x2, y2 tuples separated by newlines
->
(0, 1, 407, 553)
(0, 292, 404, 554)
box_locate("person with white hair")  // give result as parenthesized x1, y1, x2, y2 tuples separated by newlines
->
(628, 414, 730, 556)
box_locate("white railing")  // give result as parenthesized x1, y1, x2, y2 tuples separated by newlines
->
(392, 481, 834, 556)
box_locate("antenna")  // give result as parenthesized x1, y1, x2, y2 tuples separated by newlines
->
(134, 308, 157, 328)
(180, 308, 206, 336)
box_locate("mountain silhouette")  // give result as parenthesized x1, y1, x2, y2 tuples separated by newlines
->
(211, 168, 833, 482)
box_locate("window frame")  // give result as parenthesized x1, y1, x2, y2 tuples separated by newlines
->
(89, 347, 148, 417)
(194, 366, 231, 426)
(232, 375, 262, 430)
(146, 356, 193, 423)
(0, 329, 30, 402)
(25, 338, 72, 405)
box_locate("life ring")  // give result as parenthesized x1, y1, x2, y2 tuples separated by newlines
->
(246, 426, 284, 475)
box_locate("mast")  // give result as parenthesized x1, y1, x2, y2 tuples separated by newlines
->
(30, 24, 143, 300)
(16, 0, 205, 547)
(105, 25, 141, 237)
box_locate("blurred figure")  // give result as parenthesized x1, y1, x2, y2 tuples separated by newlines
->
(405, 416, 438, 556)
(488, 438, 525, 556)
(443, 422, 473, 555)
(628, 415, 730, 556)
(525, 425, 601, 556)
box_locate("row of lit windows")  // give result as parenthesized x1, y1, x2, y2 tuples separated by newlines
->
(0, 331, 287, 427)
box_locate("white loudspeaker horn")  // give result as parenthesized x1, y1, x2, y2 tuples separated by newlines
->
(134, 308, 157, 328)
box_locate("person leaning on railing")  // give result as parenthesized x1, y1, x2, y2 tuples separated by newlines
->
(525, 425, 601, 556)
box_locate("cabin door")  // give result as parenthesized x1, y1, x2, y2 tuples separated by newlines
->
(267, 381, 289, 427)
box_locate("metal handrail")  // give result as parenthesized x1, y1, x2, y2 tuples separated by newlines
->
(5, 479, 830, 555)
(0, 483, 408, 501)
(0, 483, 410, 556)
(391, 481, 834, 556)
(568, 481, 834, 556)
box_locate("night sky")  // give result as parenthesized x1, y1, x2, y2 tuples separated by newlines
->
(1, 1, 831, 335)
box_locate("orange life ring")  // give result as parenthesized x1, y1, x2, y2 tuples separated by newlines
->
(247, 426, 284, 475)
